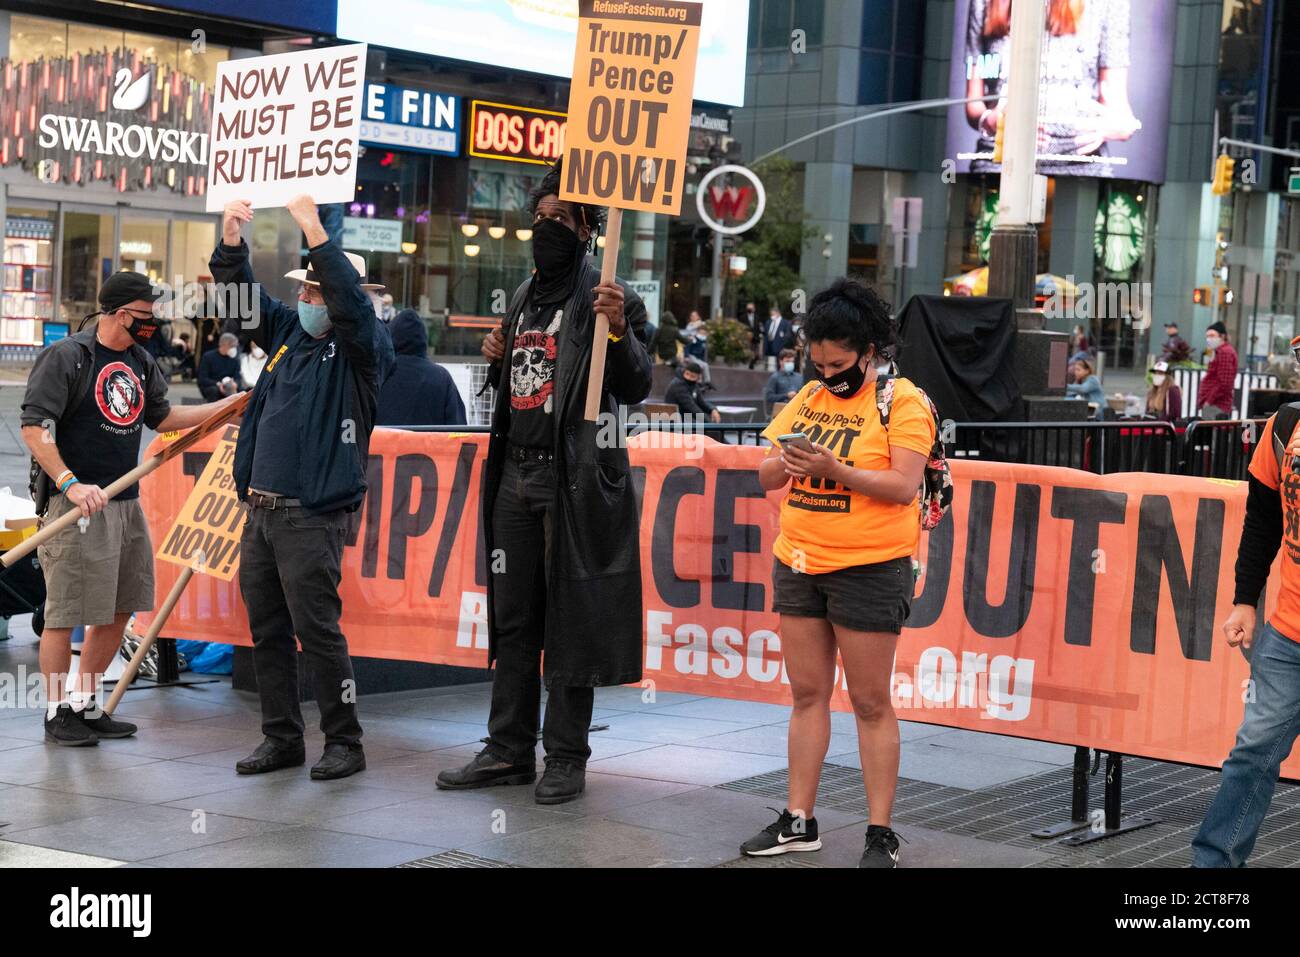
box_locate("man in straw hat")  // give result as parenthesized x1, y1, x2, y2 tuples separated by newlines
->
(209, 193, 394, 781)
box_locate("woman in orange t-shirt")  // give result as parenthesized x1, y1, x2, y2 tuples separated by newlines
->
(739, 279, 935, 869)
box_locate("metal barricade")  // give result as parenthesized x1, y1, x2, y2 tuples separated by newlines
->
(1181, 419, 1268, 480)
(946, 421, 1178, 476)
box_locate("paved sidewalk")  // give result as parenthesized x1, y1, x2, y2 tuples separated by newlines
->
(0, 615, 1274, 868)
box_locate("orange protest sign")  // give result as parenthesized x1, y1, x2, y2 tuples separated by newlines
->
(138, 428, 1287, 779)
(154, 425, 245, 581)
(560, 0, 702, 215)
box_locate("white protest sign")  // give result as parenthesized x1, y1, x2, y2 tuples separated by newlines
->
(205, 43, 367, 211)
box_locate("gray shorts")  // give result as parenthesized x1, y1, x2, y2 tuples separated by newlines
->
(772, 556, 914, 634)
(37, 495, 155, 629)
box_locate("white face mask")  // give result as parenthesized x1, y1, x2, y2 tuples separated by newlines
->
(1206, 335, 1221, 351)
(1152, 373, 1166, 386)
(251, 346, 266, 360)
(223, 347, 237, 358)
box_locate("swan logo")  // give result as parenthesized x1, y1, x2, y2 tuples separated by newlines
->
(111, 68, 152, 112)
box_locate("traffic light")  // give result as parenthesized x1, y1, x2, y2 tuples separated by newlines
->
(1212, 154, 1235, 196)
(1192, 287, 1211, 306)
(992, 112, 1005, 165)
(1220, 287, 1234, 306)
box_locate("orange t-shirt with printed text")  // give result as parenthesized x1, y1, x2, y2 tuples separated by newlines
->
(1247, 413, 1300, 641)
(762, 376, 936, 574)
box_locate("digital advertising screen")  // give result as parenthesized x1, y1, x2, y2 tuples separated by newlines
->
(944, 0, 1177, 183)
(336, 0, 750, 107)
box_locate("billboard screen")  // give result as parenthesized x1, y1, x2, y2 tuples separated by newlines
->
(944, 0, 1176, 183)
(336, 0, 750, 107)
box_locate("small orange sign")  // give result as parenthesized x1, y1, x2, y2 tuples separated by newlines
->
(155, 425, 245, 581)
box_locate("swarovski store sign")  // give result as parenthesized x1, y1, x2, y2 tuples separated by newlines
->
(1, 47, 214, 195)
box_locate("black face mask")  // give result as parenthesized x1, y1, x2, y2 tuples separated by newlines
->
(817, 354, 868, 399)
(122, 312, 159, 345)
(531, 217, 581, 278)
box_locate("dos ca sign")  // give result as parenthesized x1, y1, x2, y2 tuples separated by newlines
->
(561, 0, 701, 215)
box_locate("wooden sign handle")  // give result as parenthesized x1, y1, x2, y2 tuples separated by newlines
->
(583, 206, 624, 422)
(104, 565, 194, 715)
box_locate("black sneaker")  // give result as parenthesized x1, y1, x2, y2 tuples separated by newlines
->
(78, 699, 138, 739)
(859, 825, 902, 868)
(44, 705, 99, 747)
(740, 808, 821, 856)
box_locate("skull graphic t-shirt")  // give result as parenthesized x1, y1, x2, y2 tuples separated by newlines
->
(508, 301, 564, 449)
(57, 342, 164, 500)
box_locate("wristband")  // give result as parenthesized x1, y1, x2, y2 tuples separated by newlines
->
(60, 477, 79, 493)
(608, 332, 624, 344)
(54, 469, 72, 487)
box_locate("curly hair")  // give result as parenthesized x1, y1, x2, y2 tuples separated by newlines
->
(528, 160, 605, 246)
(803, 278, 897, 359)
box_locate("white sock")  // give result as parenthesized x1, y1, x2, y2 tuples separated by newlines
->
(67, 690, 93, 713)
(46, 700, 68, 720)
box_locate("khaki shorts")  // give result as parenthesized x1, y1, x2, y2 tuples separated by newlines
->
(38, 495, 155, 629)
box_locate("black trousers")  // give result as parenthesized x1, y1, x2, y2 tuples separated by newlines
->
(238, 504, 361, 747)
(486, 455, 594, 767)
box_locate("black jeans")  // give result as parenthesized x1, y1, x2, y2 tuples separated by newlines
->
(238, 504, 361, 748)
(486, 455, 594, 767)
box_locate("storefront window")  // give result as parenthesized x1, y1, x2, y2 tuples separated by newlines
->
(59, 211, 114, 327)
(10, 14, 228, 87)
(346, 146, 547, 354)
(119, 216, 169, 284)
(2, 206, 56, 346)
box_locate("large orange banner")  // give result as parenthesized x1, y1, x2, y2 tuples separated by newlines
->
(139, 429, 1277, 775)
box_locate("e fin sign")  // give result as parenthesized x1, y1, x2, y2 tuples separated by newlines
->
(560, 0, 702, 216)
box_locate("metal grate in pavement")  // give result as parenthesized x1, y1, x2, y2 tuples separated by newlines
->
(718, 758, 1300, 868)
(396, 850, 517, 868)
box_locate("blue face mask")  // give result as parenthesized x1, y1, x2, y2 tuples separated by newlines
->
(297, 300, 332, 338)
(782, 361, 795, 374)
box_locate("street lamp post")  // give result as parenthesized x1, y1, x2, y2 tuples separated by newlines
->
(986, 0, 1046, 329)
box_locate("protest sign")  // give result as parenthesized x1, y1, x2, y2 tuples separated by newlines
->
(559, 0, 702, 420)
(139, 429, 1291, 778)
(155, 425, 245, 581)
(560, 0, 701, 215)
(205, 43, 367, 211)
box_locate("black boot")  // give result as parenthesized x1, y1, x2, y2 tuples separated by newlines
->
(44, 705, 98, 747)
(436, 750, 535, 790)
(535, 760, 585, 805)
(235, 737, 306, 775)
(311, 743, 366, 781)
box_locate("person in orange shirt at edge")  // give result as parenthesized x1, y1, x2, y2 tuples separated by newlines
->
(1193, 334, 1300, 866)
(740, 279, 935, 868)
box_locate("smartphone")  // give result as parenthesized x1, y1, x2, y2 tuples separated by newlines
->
(777, 432, 815, 453)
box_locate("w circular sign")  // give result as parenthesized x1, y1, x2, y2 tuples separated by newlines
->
(696, 164, 766, 236)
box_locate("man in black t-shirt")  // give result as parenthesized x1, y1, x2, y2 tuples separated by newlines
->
(21, 271, 237, 747)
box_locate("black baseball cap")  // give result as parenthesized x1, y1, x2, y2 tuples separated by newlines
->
(99, 270, 163, 313)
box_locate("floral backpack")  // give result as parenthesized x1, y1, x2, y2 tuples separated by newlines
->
(874, 375, 953, 531)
